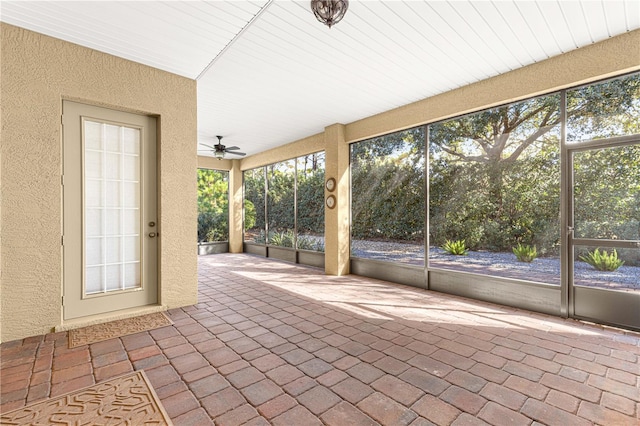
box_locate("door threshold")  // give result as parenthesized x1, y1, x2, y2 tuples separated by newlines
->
(56, 305, 167, 332)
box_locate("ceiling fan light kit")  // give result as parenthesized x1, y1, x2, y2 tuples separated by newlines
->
(310, 0, 349, 28)
(200, 135, 246, 160)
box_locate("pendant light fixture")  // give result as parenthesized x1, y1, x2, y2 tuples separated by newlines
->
(310, 0, 349, 28)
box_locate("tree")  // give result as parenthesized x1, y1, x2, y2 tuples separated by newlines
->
(428, 74, 639, 253)
(244, 168, 265, 238)
(267, 160, 296, 238)
(351, 127, 426, 242)
(429, 74, 639, 166)
(197, 169, 229, 242)
(574, 146, 640, 241)
(567, 74, 640, 140)
(297, 155, 325, 235)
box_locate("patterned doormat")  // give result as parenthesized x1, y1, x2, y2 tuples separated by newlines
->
(0, 371, 173, 425)
(68, 312, 173, 348)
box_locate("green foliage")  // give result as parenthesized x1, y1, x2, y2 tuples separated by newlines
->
(513, 244, 538, 262)
(197, 169, 228, 242)
(267, 161, 296, 232)
(567, 73, 640, 140)
(269, 230, 295, 247)
(253, 230, 266, 244)
(429, 93, 562, 253)
(579, 248, 625, 272)
(427, 75, 639, 256)
(297, 235, 325, 252)
(244, 154, 325, 251)
(252, 231, 324, 252)
(351, 127, 425, 242)
(441, 239, 468, 256)
(297, 166, 325, 235)
(351, 127, 424, 162)
(198, 211, 224, 242)
(244, 168, 265, 232)
(573, 145, 640, 244)
(243, 199, 256, 231)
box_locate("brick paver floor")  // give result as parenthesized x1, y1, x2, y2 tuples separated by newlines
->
(2, 253, 639, 425)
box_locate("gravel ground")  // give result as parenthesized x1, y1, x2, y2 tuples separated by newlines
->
(351, 240, 640, 290)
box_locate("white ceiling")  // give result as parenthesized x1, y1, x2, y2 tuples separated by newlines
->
(2, 1, 639, 157)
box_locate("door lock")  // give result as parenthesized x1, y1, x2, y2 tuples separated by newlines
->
(149, 232, 157, 238)
(149, 221, 156, 227)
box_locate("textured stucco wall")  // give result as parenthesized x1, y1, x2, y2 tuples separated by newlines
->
(228, 161, 244, 253)
(323, 124, 350, 276)
(197, 156, 232, 171)
(1, 24, 198, 342)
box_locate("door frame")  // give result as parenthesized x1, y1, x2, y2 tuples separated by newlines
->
(565, 134, 640, 330)
(62, 100, 159, 320)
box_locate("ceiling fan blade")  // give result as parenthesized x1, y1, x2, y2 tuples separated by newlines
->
(200, 144, 217, 150)
(226, 151, 246, 156)
(225, 146, 241, 151)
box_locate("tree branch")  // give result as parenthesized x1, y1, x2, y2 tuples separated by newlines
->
(504, 125, 554, 163)
(440, 145, 490, 163)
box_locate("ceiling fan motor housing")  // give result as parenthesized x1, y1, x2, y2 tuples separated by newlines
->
(200, 136, 246, 159)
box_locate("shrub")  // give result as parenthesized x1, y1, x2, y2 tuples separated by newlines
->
(198, 211, 228, 242)
(579, 248, 624, 272)
(269, 230, 294, 248)
(513, 244, 537, 262)
(253, 230, 266, 244)
(244, 200, 256, 231)
(442, 239, 468, 256)
(297, 235, 324, 252)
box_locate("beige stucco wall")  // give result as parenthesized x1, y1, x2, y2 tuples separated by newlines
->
(198, 156, 233, 171)
(1, 24, 198, 342)
(324, 124, 350, 276)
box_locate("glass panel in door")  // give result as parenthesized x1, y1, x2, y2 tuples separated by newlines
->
(84, 121, 141, 295)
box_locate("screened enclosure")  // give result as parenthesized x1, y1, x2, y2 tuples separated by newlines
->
(243, 152, 325, 265)
(349, 72, 639, 329)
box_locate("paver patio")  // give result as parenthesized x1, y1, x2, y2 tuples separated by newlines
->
(1, 253, 639, 425)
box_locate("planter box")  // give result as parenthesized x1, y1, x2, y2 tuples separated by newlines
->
(351, 257, 425, 288)
(243, 243, 325, 269)
(198, 241, 229, 255)
(268, 246, 297, 263)
(298, 250, 325, 268)
(244, 243, 267, 256)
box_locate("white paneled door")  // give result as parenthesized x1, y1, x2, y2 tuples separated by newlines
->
(63, 101, 157, 320)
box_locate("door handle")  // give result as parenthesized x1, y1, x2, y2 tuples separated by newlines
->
(149, 232, 157, 238)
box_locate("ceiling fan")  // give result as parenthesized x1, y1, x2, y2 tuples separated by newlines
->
(199, 135, 246, 160)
